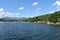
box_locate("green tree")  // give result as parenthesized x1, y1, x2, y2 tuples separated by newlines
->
(48, 12, 59, 23)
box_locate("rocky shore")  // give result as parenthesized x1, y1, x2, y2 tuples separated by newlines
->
(47, 22, 60, 25)
(34, 21, 60, 25)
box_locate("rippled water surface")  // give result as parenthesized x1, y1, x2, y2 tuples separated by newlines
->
(0, 22, 60, 40)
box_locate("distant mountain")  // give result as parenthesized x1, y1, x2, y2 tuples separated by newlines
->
(0, 17, 27, 21)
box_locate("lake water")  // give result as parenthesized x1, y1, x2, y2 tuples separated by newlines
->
(0, 22, 60, 40)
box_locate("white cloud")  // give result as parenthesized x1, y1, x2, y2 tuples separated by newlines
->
(4, 12, 20, 17)
(35, 8, 41, 15)
(53, 0, 60, 6)
(49, 11, 55, 13)
(4, 12, 14, 17)
(0, 8, 4, 12)
(0, 8, 20, 18)
(18, 7, 24, 10)
(52, 0, 60, 12)
(49, 9, 60, 14)
(33, 2, 39, 6)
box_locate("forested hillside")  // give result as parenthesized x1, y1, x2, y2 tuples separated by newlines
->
(25, 11, 60, 23)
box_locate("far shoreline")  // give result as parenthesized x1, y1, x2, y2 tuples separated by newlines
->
(0, 21, 60, 26)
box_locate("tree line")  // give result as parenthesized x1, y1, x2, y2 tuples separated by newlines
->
(23, 11, 60, 23)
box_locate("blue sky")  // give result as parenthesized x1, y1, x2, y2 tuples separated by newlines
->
(0, 0, 60, 18)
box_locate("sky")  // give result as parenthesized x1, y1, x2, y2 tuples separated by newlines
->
(0, 0, 60, 18)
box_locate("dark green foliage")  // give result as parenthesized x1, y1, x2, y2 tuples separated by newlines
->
(48, 11, 60, 23)
(25, 11, 60, 23)
(48, 14, 58, 23)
